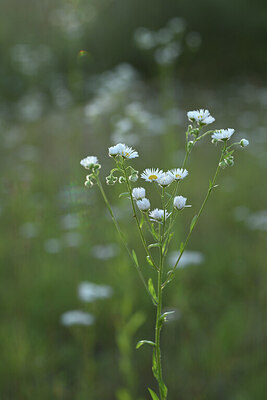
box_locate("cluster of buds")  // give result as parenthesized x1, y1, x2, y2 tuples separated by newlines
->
(80, 156, 101, 188)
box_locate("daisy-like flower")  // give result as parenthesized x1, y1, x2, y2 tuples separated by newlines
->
(120, 145, 139, 159)
(136, 198, 150, 211)
(108, 143, 139, 159)
(187, 109, 215, 125)
(240, 138, 249, 147)
(80, 156, 100, 169)
(149, 208, 171, 222)
(157, 172, 175, 187)
(169, 168, 189, 181)
(211, 129, 235, 142)
(173, 196, 191, 210)
(132, 187, 146, 200)
(141, 168, 164, 183)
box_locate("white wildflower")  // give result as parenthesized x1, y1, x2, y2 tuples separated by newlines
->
(80, 156, 99, 169)
(169, 168, 189, 181)
(157, 172, 175, 187)
(187, 109, 215, 125)
(137, 198, 150, 211)
(240, 138, 249, 147)
(211, 129, 235, 142)
(149, 208, 171, 222)
(132, 187, 146, 200)
(141, 168, 164, 182)
(121, 145, 139, 159)
(173, 196, 191, 210)
(60, 310, 95, 326)
(78, 282, 113, 302)
(108, 143, 125, 157)
(108, 143, 139, 159)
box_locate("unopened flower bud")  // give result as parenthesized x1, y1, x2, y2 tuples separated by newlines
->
(240, 138, 249, 147)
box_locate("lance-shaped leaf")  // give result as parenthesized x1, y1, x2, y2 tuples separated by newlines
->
(190, 214, 198, 232)
(132, 250, 139, 268)
(148, 388, 160, 400)
(148, 278, 158, 305)
(136, 340, 155, 349)
(148, 242, 161, 249)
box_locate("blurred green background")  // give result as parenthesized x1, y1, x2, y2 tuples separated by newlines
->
(0, 0, 266, 399)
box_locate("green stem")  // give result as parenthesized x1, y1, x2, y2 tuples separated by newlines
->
(96, 176, 154, 302)
(162, 143, 227, 289)
(121, 163, 158, 271)
(154, 188, 167, 399)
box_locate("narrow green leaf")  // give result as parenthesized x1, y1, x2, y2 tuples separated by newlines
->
(146, 256, 154, 267)
(180, 241, 184, 253)
(159, 381, 168, 398)
(190, 214, 198, 232)
(148, 242, 161, 249)
(152, 349, 159, 380)
(119, 192, 129, 198)
(136, 340, 155, 349)
(160, 311, 175, 323)
(132, 250, 139, 268)
(148, 278, 158, 304)
(140, 213, 144, 229)
(148, 388, 160, 400)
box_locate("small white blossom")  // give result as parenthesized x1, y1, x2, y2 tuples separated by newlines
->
(149, 208, 171, 222)
(108, 143, 139, 159)
(173, 196, 191, 210)
(157, 172, 175, 187)
(80, 156, 99, 169)
(132, 187, 146, 200)
(240, 138, 249, 147)
(169, 168, 189, 181)
(78, 282, 113, 302)
(137, 198, 150, 211)
(121, 145, 139, 159)
(211, 129, 235, 142)
(141, 168, 164, 182)
(187, 109, 215, 125)
(60, 310, 95, 326)
(108, 143, 125, 157)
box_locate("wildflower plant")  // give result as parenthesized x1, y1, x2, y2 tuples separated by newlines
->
(80, 110, 249, 400)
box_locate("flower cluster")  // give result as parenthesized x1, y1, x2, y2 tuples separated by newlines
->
(187, 109, 215, 126)
(108, 143, 139, 159)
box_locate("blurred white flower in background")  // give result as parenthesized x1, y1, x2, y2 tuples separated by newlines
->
(78, 282, 113, 303)
(168, 250, 204, 268)
(60, 310, 95, 326)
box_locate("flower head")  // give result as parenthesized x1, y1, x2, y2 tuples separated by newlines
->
(121, 145, 139, 159)
(108, 143, 125, 157)
(187, 109, 215, 125)
(141, 168, 164, 183)
(173, 196, 191, 210)
(211, 129, 235, 142)
(80, 156, 100, 169)
(132, 187, 146, 200)
(157, 172, 175, 187)
(169, 168, 189, 181)
(137, 198, 150, 212)
(108, 143, 139, 159)
(149, 208, 171, 222)
(240, 138, 249, 147)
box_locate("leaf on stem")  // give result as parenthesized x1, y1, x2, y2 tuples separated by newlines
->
(159, 311, 175, 323)
(180, 241, 184, 253)
(132, 250, 139, 268)
(148, 388, 160, 400)
(148, 242, 161, 249)
(119, 192, 130, 198)
(148, 278, 158, 305)
(190, 214, 198, 232)
(152, 349, 159, 380)
(136, 340, 155, 349)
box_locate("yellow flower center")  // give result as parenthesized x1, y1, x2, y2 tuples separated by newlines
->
(149, 174, 158, 180)
(176, 174, 181, 178)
